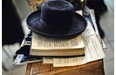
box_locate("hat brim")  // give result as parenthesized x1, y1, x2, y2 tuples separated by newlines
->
(27, 10, 87, 38)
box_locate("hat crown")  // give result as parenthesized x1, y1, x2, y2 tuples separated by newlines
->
(41, 0, 74, 29)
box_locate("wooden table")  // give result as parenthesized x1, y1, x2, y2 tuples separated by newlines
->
(25, 59, 105, 75)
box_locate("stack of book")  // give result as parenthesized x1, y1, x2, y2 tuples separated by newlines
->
(13, 11, 105, 67)
(30, 32, 85, 56)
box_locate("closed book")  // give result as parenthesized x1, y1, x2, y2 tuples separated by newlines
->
(30, 33, 85, 56)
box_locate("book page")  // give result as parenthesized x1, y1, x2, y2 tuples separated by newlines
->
(43, 57, 53, 64)
(31, 33, 84, 50)
(53, 57, 85, 67)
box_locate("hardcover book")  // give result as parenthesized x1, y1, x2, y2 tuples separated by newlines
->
(30, 33, 85, 56)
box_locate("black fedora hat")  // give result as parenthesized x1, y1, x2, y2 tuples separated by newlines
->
(27, 0, 87, 38)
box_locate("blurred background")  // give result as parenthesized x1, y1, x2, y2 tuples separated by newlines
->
(2, 0, 114, 75)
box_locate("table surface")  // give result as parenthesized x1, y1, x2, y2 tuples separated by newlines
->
(25, 59, 105, 75)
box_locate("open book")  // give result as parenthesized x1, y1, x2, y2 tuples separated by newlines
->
(30, 33, 85, 56)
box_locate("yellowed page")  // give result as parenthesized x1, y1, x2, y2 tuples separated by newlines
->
(43, 57, 53, 64)
(31, 33, 84, 50)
